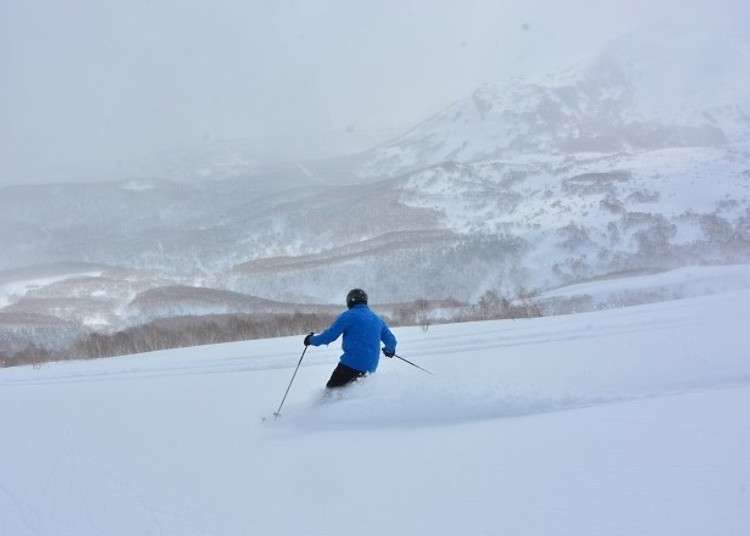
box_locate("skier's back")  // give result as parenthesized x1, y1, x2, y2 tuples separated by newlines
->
(305, 288, 397, 388)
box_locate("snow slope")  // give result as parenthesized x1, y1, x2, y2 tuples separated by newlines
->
(537, 264, 750, 305)
(1, 289, 748, 535)
(0, 271, 103, 309)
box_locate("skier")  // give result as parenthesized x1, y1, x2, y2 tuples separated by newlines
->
(304, 288, 397, 388)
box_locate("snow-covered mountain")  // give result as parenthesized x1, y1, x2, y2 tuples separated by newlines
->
(347, 17, 750, 292)
(2, 17, 750, 347)
(361, 19, 750, 177)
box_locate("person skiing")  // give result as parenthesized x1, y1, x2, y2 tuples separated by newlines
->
(304, 288, 397, 388)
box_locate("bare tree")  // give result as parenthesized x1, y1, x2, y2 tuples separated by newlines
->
(414, 299, 431, 332)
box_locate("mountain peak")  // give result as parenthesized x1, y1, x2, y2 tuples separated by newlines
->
(361, 17, 750, 178)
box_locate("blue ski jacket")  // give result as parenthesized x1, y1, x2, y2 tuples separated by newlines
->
(309, 304, 397, 373)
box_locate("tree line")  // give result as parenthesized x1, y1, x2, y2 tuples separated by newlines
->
(0, 293, 548, 368)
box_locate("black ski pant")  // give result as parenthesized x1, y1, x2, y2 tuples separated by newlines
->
(326, 362, 366, 389)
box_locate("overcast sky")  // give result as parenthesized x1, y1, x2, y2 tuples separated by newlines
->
(0, 0, 744, 184)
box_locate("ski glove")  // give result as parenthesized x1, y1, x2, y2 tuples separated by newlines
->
(303, 332, 314, 346)
(382, 347, 395, 358)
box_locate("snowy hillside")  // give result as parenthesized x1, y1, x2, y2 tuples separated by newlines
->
(536, 264, 750, 305)
(394, 146, 750, 291)
(1, 289, 748, 535)
(350, 17, 750, 293)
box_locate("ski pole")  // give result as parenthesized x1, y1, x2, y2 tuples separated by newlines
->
(273, 345, 309, 418)
(393, 352, 434, 375)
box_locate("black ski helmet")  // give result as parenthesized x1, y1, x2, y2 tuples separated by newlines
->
(346, 288, 368, 308)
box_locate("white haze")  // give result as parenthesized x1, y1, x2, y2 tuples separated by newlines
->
(3, 0, 745, 184)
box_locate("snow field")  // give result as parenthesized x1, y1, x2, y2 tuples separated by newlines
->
(1, 290, 749, 535)
(537, 264, 750, 304)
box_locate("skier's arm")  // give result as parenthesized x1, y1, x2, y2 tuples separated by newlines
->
(309, 313, 350, 346)
(380, 322, 397, 354)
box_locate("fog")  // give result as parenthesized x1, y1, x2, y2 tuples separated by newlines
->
(4, 0, 742, 185)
